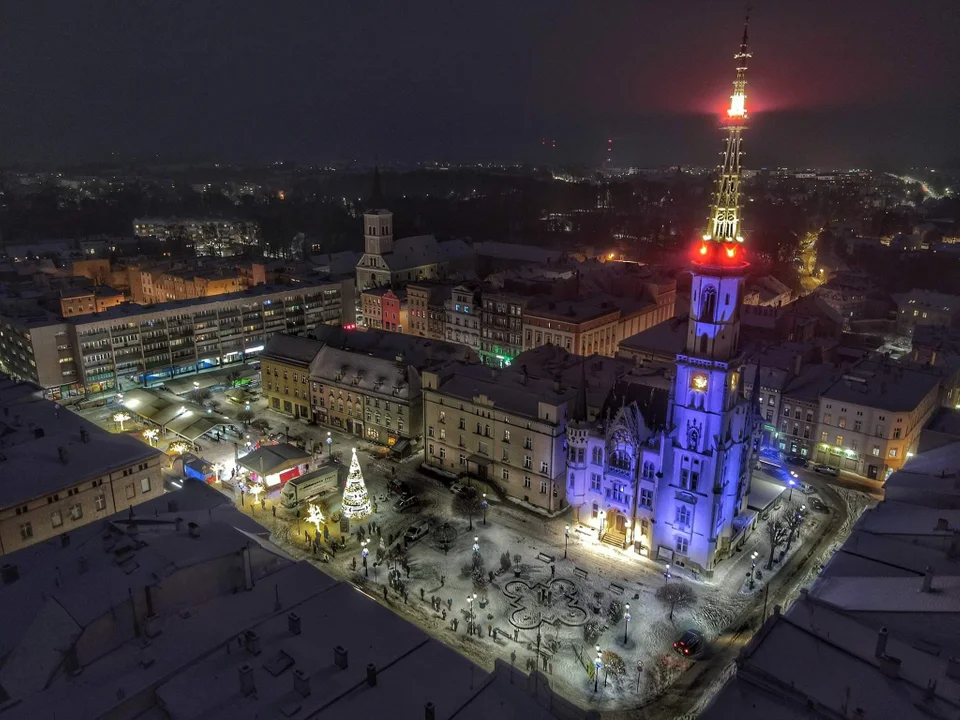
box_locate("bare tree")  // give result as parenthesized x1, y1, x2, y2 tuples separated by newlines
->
(655, 582, 697, 622)
(784, 503, 805, 551)
(601, 650, 627, 683)
(190, 387, 212, 406)
(237, 409, 255, 427)
(764, 508, 792, 569)
(453, 487, 484, 531)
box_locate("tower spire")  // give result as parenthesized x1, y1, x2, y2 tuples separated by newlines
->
(368, 165, 386, 210)
(705, 10, 752, 244)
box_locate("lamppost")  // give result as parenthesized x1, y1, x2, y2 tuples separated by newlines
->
(481, 493, 488, 525)
(564, 524, 570, 559)
(326, 431, 333, 456)
(750, 551, 758, 589)
(361, 539, 370, 577)
(663, 564, 672, 584)
(623, 603, 631, 643)
(472, 536, 480, 554)
(787, 477, 796, 502)
(594, 646, 602, 693)
(467, 593, 477, 632)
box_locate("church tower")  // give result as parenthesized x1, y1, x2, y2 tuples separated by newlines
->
(653, 15, 755, 575)
(363, 166, 394, 256)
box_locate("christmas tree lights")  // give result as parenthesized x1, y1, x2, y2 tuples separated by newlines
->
(342, 447, 371, 519)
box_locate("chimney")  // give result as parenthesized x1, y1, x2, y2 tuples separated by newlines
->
(947, 656, 960, 680)
(78, 555, 89, 574)
(334, 645, 348, 669)
(293, 668, 311, 698)
(80, 428, 89, 443)
(878, 655, 901, 678)
(34, 427, 45, 439)
(288, 612, 301, 635)
(58, 446, 69, 464)
(1, 564, 20, 584)
(425, 702, 436, 720)
(366, 663, 377, 687)
(239, 664, 256, 696)
(244, 630, 261, 656)
(922, 566, 935, 593)
(936, 517, 949, 531)
(187, 522, 200, 538)
(242, 545, 254, 591)
(175, 517, 183, 532)
(60, 533, 71, 548)
(875, 626, 888, 658)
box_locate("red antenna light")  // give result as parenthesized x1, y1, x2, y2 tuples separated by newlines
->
(699, 245, 708, 255)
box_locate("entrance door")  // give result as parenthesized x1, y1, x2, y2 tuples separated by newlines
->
(478, 464, 488, 481)
(867, 464, 878, 480)
(615, 513, 626, 534)
(346, 420, 353, 434)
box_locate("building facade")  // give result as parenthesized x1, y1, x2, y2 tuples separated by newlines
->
(523, 298, 620, 357)
(444, 285, 481, 352)
(60, 287, 126, 317)
(407, 283, 451, 340)
(479, 291, 527, 367)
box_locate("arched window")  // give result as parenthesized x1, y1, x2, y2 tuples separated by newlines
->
(699, 333, 708, 354)
(611, 451, 631, 471)
(700, 285, 717, 322)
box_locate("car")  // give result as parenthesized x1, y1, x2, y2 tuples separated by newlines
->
(449, 482, 467, 495)
(813, 464, 839, 477)
(393, 495, 421, 513)
(808, 496, 829, 513)
(673, 629, 704, 658)
(404, 521, 430, 545)
(784, 455, 807, 467)
(388, 478, 411, 496)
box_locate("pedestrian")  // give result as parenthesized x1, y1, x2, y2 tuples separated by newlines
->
(260, 498, 265, 510)
(514, 627, 519, 642)
(383, 586, 388, 601)
(405, 565, 410, 578)
(447, 598, 452, 610)
(550, 564, 555, 578)
(442, 609, 446, 620)
(510, 650, 516, 666)
(493, 628, 498, 641)
(420, 587, 425, 601)
(272, 506, 276, 517)
(453, 618, 459, 631)
(441, 575, 445, 587)
(488, 624, 492, 637)
(404, 592, 408, 605)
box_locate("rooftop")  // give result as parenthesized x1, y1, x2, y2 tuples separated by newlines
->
(237, 442, 312, 476)
(893, 288, 960, 312)
(0, 377, 161, 509)
(261, 334, 325, 367)
(308, 324, 478, 369)
(819, 359, 941, 412)
(618, 314, 689, 358)
(524, 295, 621, 323)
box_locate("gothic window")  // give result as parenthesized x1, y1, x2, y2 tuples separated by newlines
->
(592, 447, 603, 465)
(642, 461, 655, 480)
(699, 333, 708, 354)
(675, 505, 692, 527)
(610, 451, 630, 471)
(700, 286, 717, 322)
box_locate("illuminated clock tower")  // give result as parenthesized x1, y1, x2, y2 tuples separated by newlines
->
(652, 16, 754, 575)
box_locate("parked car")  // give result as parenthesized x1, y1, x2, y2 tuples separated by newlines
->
(673, 629, 704, 658)
(812, 464, 839, 477)
(450, 482, 467, 495)
(809, 496, 829, 513)
(393, 495, 421, 513)
(404, 520, 430, 545)
(388, 478, 411, 496)
(784, 455, 807, 467)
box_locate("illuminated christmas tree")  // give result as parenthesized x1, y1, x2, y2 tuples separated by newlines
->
(341, 447, 371, 519)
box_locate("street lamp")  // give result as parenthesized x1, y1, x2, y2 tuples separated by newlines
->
(623, 603, 631, 643)
(787, 477, 796, 502)
(467, 593, 477, 632)
(473, 536, 480, 554)
(664, 564, 672, 584)
(594, 646, 602, 693)
(750, 551, 759, 589)
(564, 524, 570, 559)
(481, 493, 488, 525)
(361, 539, 370, 577)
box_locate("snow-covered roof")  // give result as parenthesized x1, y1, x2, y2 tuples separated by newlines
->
(236, 442, 312, 476)
(811, 574, 960, 613)
(746, 477, 786, 512)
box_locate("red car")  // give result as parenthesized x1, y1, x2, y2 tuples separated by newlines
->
(673, 630, 704, 657)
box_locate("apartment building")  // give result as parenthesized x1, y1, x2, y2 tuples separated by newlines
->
(479, 290, 527, 368)
(444, 285, 481, 352)
(128, 262, 265, 305)
(813, 360, 941, 479)
(360, 288, 385, 330)
(0, 313, 81, 400)
(59, 286, 125, 317)
(523, 296, 620, 357)
(132, 218, 260, 256)
(0, 376, 163, 555)
(259, 334, 319, 421)
(360, 287, 407, 332)
(407, 283, 451, 340)
(68, 281, 349, 395)
(421, 358, 574, 513)
(778, 365, 835, 460)
(894, 289, 960, 335)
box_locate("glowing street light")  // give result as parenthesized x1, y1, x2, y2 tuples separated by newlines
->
(481, 493, 488, 525)
(472, 536, 480, 554)
(361, 539, 370, 577)
(623, 602, 631, 643)
(664, 564, 672, 584)
(564, 524, 570, 559)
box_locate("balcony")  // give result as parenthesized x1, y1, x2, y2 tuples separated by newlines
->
(606, 464, 632, 479)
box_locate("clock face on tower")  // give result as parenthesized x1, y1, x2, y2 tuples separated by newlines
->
(690, 373, 708, 392)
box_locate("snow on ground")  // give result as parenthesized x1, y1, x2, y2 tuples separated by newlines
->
(72, 392, 852, 711)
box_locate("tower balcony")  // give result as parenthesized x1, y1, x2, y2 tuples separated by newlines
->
(691, 240, 749, 273)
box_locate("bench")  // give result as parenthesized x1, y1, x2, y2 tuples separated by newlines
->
(573, 567, 588, 580)
(609, 583, 625, 596)
(536, 552, 555, 564)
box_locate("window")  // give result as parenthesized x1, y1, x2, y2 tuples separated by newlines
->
(429, 443, 435, 455)
(140, 476, 151, 494)
(458, 418, 466, 430)
(476, 422, 482, 434)
(889, 448, 898, 458)
(51, 510, 63, 528)
(854, 420, 862, 432)
(782, 405, 790, 416)
(893, 427, 901, 439)
(838, 417, 846, 429)
(835, 435, 843, 446)
(820, 431, 828, 442)
(460, 454, 466, 466)
(540, 461, 549, 474)
(823, 414, 831, 425)
(69, 503, 83, 521)
(439, 447, 446, 459)
(523, 476, 531, 489)
(125, 484, 136, 500)
(642, 461, 654, 479)
(502, 448, 509, 462)
(439, 428, 446, 440)
(524, 455, 532, 469)
(438, 411, 446, 423)
(675, 536, 689, 555)
(640, 488, 653, 508)
(524, 437, 532, 450)
(503, 468, 510, 481)
(19, 522, 33, 541)
(503, 429, 510, 442)
(872, 445, 880, 457)
(428, 426, 434, 437)
(676, 505, 691, 527)
(95, 495, 106, 511)
(590, 473, 601, 491)
(592, 447, 603, 465)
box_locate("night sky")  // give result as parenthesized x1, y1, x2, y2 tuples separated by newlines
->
(1, 0, 957, 168)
